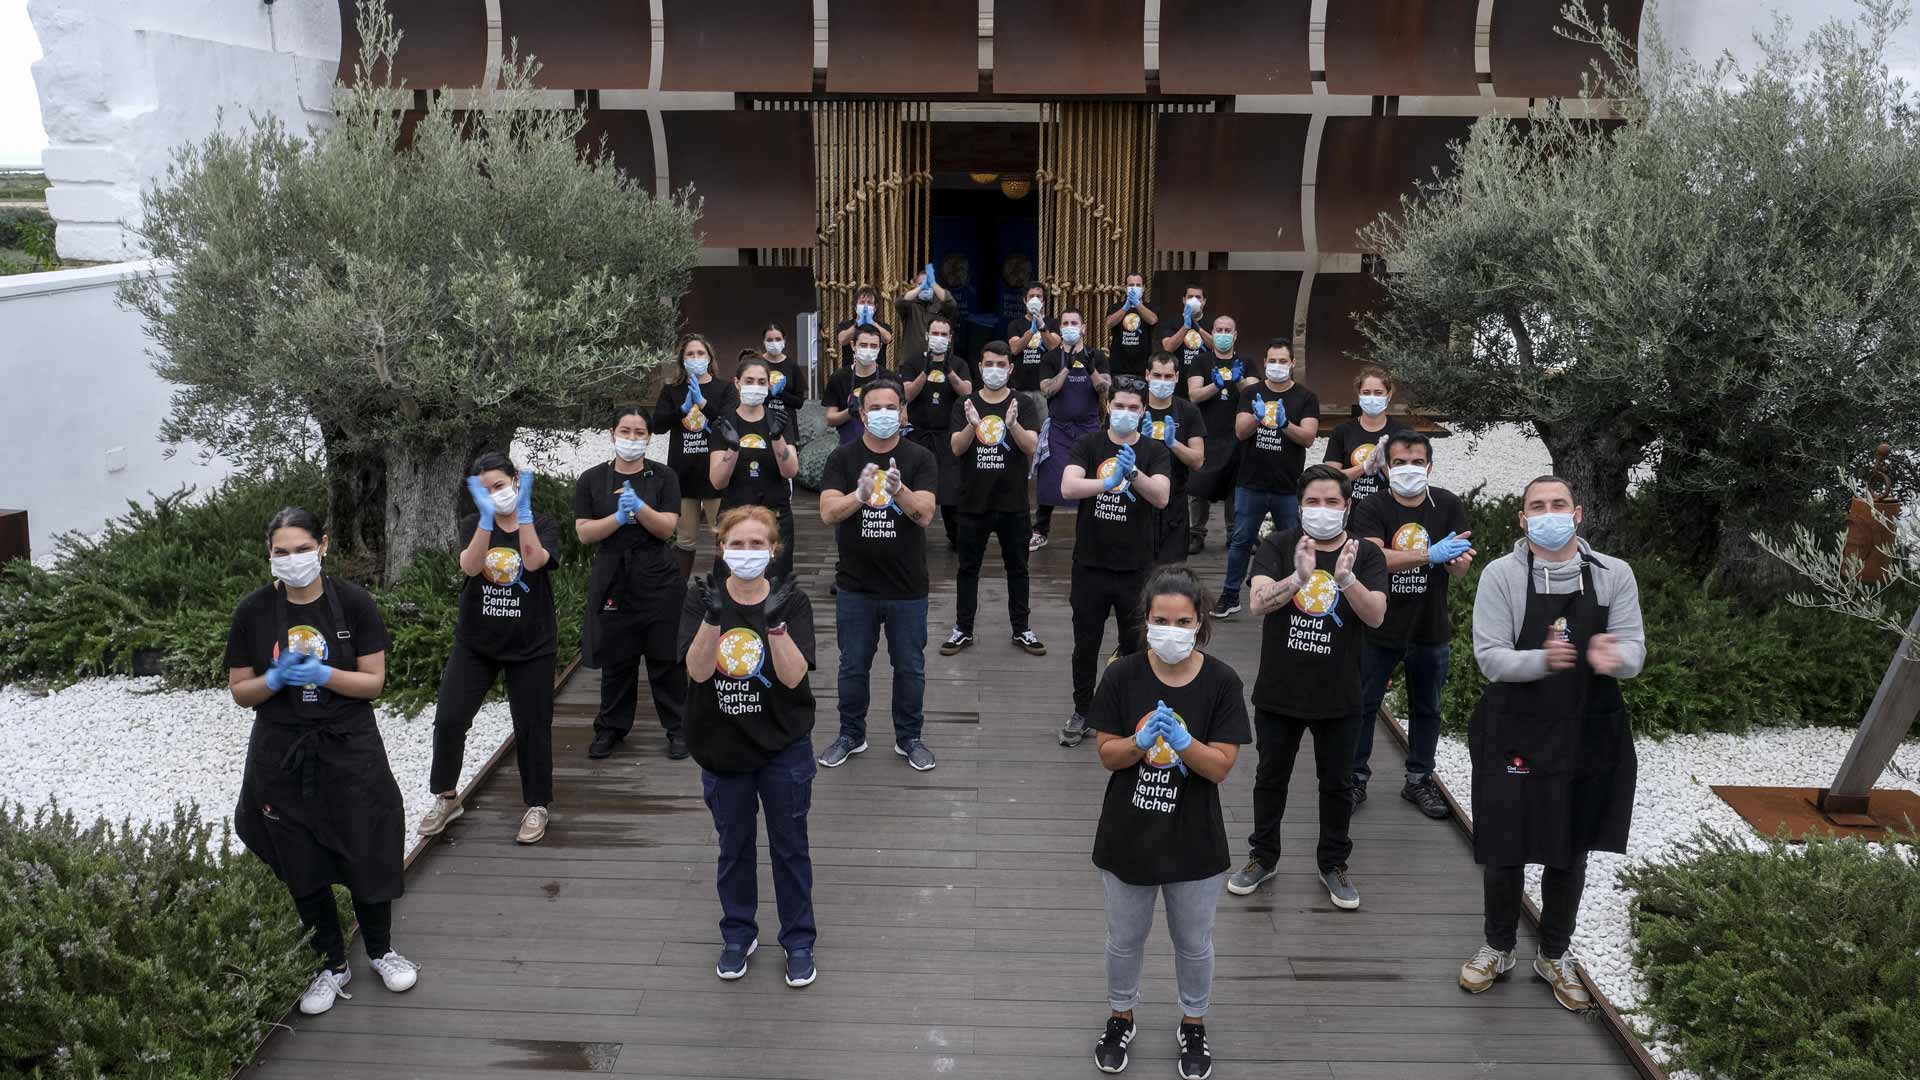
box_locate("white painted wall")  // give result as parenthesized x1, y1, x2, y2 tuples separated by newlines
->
(1647, 0, 1920, 88)
(0, 261, 234, 559)
(26, 0, 339, 262)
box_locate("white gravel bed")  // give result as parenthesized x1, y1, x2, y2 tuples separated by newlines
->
(0, 677, 513, 848)
(1429, 725, 1920, 1057)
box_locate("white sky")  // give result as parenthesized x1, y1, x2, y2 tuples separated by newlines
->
(0, 0, 49, 169)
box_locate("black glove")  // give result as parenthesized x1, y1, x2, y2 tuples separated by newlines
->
(765, 576, 797, 630)
(713, 417, 740, 451)
(767, 407, 789, 444)
(698, 572, 727, 625)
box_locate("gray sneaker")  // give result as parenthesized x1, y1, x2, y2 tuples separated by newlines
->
(818, 735, 868, 768)
(1322, 865, 1360, 910)
(1060, 712, 1090, 746)
(895, 738, 937, 771)
(1226, 858, 1277, 896)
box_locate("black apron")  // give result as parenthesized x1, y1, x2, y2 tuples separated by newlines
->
(583, 465, 681, 668)
(234, 578, 406, 901)
(1468, 555, 1636, 869)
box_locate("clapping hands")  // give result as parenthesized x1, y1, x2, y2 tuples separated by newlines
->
(617, 481, 644, 524)
(285, 652, 332, 688)
(963, 399, 982, 428)
(1292, 534, 1318, 588)
(883, 457, 904, 496)
(1161, 412, 1178, 447)
(263, 650, 300, 693)
(516, 467, 535, 524)
(466, 475, 496, 530)
(1427, 530, 1475, 566)
(1333, 539, 1360, 590)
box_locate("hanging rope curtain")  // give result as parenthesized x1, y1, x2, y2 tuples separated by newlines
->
(806, 100, 931, 352)
(1036, 101, 1157, 322)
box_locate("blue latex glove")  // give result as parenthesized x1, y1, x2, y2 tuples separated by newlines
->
(1160, 710, 1193, 753)
(516, 467, 535, 524)
(921, 263, 935, 298)
(1182, 309, 1193, 329)
(691, 379, 706, 407)
(1103, 465, 1129, 493)
(1115, 443, 1137, 478)
(262, 650, 299, 693)
(1231, 359, 1244, 383)
(680, 384, 698, 415)
(1273, 396, 1286, 429)
(1135, 703, 1168, 750)
(1428, 531, 1472, 565)
(1161, 412, 1178, 448)
(1211, 365, 1228, 390)
(617, 481, 643, 524)
(466, 475, 495, 531)
(1251, 393, 1267, 423)
(286, 653, 332, 687)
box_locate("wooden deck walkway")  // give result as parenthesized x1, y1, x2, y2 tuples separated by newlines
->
(244, 494, 1634, 1079)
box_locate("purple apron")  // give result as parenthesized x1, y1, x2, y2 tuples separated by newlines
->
(1037, 357, 1103, 507)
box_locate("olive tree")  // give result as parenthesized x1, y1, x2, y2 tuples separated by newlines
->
(1361, 1, 1920, 581)
(122, 1, 701, 577)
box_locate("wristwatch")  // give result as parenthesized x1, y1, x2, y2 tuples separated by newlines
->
(768, 623, 788, 637)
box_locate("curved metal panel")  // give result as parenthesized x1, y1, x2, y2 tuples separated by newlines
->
(992, 0, 1146, 95)
(662, 0, 814, 92)
(497, 0, 651, 90)
(576, 109, 658, 188)
(337, 0, 489, 89)
(1313, 115, 1474, 254)
(1324, 0, 1478, 96)
(1149, 270, 1304, 368)
(1158, 0, 1312, 95)
(663, 110, 815, 249)
(1490, 0, 1643, 98)
(1153, 113, 1309, 253)
(1304, 271, 1391, 408)
(826, 0, 978, 93)
(682, 267, 819, 374)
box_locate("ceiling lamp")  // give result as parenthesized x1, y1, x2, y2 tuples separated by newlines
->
(968, 171, 999, 185)
(1000, 176, 1031, 199)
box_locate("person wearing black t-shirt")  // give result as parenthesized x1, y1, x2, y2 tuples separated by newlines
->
(943, 341, 1046, 657)
(817, 380, 942, 772)
(1227, 464, 1388, 911)
(575, 406, 690, 761)
(1348, 431, 1475, 816)
(825, 326, 895, 447)
(1158, 283, 1210, 386)
(1103, 270, 1159, 382)
(756, 324, 807, 421)
(677, 506, 821, 988)
(1058, 381, 1173, 747)
(711, 356, 800, 581)
(1031, 308, 1112, 548)
(419, 452, 561, 847)
(654, 333, 738, 578)
(894, 263, 958, 366)
(899, 313, 973, 547)
(1087, 567, 1250, 1080)
(1322, 365, 1409, 506)
(1183, 313, 1244, 556)
(226, 507, 417, 1017)
(832, 283, 895, 369)
(1006, 281, 1061, 393)
(1218, 338, 1321, 618)
(1144, 351, 1207, 565)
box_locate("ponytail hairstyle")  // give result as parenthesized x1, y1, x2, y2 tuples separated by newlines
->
(666, 332, 716, 387)
(610, 402, 650, 435)
(468, 450, 519, 481)
(264, 506, 325, 549)
(1136, 565, 1215, 650)
(736, 352, 772, 382)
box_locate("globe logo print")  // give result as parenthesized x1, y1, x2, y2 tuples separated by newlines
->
(717, 627, 765, 679)
(280, 624, 328, 663)
(739, 434, 767, 449)
(1122, 312, 1141, 332)
(977, 414, 1006, 446)
(928, 368, 946, 383)
(1260, 399, 1281, 427)
(483, 547, 523, 586)
(770, 371, 787, 396)
(682, 403, 706, 432)
(1096, 457, 1121, 481)
(1134, 708, 1189, 769)
(865, 470, 893, 508)
(1183, 328, 1203, 350)
(1151, 418, 1166, 441)
(1351, 443, 1375, 468)
(1392, 523, 1430, 554)
(1293, 569, 1340, 615)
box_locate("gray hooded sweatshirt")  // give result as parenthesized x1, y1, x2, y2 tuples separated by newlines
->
(1472, 537, 1647, 685)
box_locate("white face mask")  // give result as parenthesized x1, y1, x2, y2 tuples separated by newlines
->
(1358, 393, 1388, 416)
(927, 335, 950, 354)
(853, 346, 879, 365)
(1146, 624, 1198, 665)
(1266, 363, 1292, 383)
(764, 338, 785, 355)
(1148, 377, 1176, 401)
(981, 366, 1010, 389)
(614, 437, 647, 462)
(1061, 325, 1083, 345)
(739, 384, 769, 407)
(684, 356, 709, 378)
(722, 549, 771, 581)
(1025, 296, 1045, 315)
(490, 485, 520, 514)
(1185, 296, 1203, 313)
(270, 551, 322, 588)
(1301, 506, 1346, 541)
(1389, 464, 1430, 499)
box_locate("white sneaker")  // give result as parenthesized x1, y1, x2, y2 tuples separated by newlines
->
(298, 966, 351, 1015)
(516, 805, 549, 844)
(417, 794, 463, 837)
(370, 951, 420, 993)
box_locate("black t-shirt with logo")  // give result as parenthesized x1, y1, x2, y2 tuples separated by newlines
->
(1322, 419, 1411, 505)
(1350, 487, 1470, 647)
(1068, 431, 1172, 572)
(765, 355, 806, 416)
(1006, 317, 1058, 392)
(1189, 352, 1243, 443)
(652, 377, 738, 500)
(717, 410, 792, 511)
(821, 437, 937, 599)
(1168, 318, 1211, 397)
(1235, 381, 1322, 494)
(1249, 527, 1390, 719)
(834, 317, 896, 369)
(454, 512, 561, 662)
(899, 351, 972, 433)
(1040, 346, 1108, 421)
(676, 583, 818, 775)
(823, 365, 898, 444)
(1105, 302, 1155, 380)
(573, 461, 683, 603)
(951, 391, 1031, 515)
(225, 579, 390, 727)
(1145, 397, 1207, 499)
(1089, 653, 1252, 886)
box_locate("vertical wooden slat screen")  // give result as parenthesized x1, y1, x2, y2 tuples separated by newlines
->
(1035, 102, 1157, 327)
(1151, 101, 1215, 277)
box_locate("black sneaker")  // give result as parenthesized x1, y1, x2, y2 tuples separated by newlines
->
(1012, 629, 1047, 656)
(940, 628, 974, 655)
(1094, 1013, 1135, 1073)
(1403, 776, 1451, 819)
(588, 730, 620, 759)
(1211, 595, 1240, 619)
(665, 733, 690, 760)
(1349, 779, 1368, 809)
(1187, 534, 1205, 555)
(1176, 1021, 1213, 1080)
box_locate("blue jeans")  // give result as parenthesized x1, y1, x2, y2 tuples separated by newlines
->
(1352, 641, 1450, 785)
(835, 590, 928, 747)
(1221, 488, 1300, 604)
(701, 737, 817, 952)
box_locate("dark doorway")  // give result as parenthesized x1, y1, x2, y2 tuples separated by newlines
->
(928, 120, 1040, 362)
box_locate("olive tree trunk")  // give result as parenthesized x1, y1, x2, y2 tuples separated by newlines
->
(381, 442, 469, 583)
(1534, 420, 1641, 553)
(319, 419, 387, 560)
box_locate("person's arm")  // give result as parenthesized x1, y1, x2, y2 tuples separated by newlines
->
(709, 444, 738, 490)
(766, 621, 807, 688)
(1175, 739, 1240, 786)
(1007, 399, 1040, 456)
(773, 433, 800, 481)
(321, 650, 386, 701)
(1059, 462, 1105, 501)
(1189, 371, 1222, 404)
(1124, 458, 1170, 509)
(1248, 535, 1308, 615)
(947, 361, 972, 398)
(1039, 359, 1070, 397)
(1090, 354, 1112, 393)
(685, 615, 721, 685)
(458, 517, 491, 577)
(875, 322, 895, 346)
(1473, 563, 1552, 683)
(1364, 536, 1426, 573)
(1339, 543, 1388, 628)
(824, 376, 852, 428)
(1103, 305, 1126, 329)
(229, 664, 276, 709)
(1234, 404, 1257, 440)
(1591, 559, 1647, 679)
(1135, 302, 1158, 325)
(1159, 326, 1186, 352)
(1248, 573, 1301, 615)
(518, 520, 551, 573)
(894, 459, 937, 526)
(904, 363, 929, 402)
(1095, 729, 1149, 770)
(833, 322, 856, 348)
(821, 486, 865, 524)
(1173, 433, 1205, 470)
(763, 585, 812, 689)
(1281, 396, 1321, 447)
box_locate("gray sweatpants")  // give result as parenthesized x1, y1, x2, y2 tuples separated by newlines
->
(1101, 869, 1227, 1016)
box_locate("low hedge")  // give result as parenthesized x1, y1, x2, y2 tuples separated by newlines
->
(1623, 828, 1920, 1080)
(0, 800, 332, 1078)
(0, 459, 591, 715)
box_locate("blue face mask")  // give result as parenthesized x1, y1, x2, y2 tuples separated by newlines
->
(1061, 325, 1083, 345)
(684, 357, 709, 378)
(1212, 332, 1235, 353)
(1527, 511, 1578, 550)
(1109, 409, 1141, 436)
(864, 408, 901, 440)
(1358, 393, 1388, 416)
(1148, 377, 1177, 400)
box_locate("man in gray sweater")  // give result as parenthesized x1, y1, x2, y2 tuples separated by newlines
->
(1460, 475, 1645, 1012)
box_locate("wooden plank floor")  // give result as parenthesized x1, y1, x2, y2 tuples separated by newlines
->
(245, 493, 1632, 1079)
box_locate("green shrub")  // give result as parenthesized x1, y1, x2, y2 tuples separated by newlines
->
(797, 432, 837, 492)
(1623, 828, 1920, 1080)
(0, 206, 51, 247)
(0, 800, 323, 1078)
